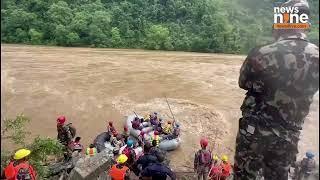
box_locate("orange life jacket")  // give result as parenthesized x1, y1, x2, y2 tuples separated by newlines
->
(108, 164, 129, 180)
(220, 162, 231, 177)
(4, 161, 36, 180)
(86, 148, 97, 157)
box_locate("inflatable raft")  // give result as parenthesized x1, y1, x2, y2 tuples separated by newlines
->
(93, 131, 144, 157)
(93, 132, 112, 153)
(126, 114, 181, 151)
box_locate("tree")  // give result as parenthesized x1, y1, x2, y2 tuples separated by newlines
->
(29, 28, 43, 44)
(145, 25, 171, 50)
(111, 27, 122, 47)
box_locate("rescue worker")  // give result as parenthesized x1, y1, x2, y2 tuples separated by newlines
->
(150, 112, 159, 126)
(86, 144, 97, 157)
(56, 116, 76, 146)
(4, 149, 37, 180)
(234, 1, 319, 179)
(69, 136, 84, 153)
(107, 121, 118, 136)
(140, 153, 176, 180)
(194, 138, 212, 180)
(122, 126, 130, 143)
(149, 131, 160, 147)
(122, 140, 136, 168)
(208, 155, 221, 180)
(132, 143, 159, 176)
(219, 155, 231, 180)
(162, 121, 173, 135)
(132, 117, 142, 130)
(108, 154, 130, 180)
(164, 122, 180, 140)
(295, 151, 316, 180)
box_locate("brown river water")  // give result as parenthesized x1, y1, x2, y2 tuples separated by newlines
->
(1, 44, 318, 171)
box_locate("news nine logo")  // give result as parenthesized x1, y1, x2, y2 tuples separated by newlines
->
(273, 2, 309, 29)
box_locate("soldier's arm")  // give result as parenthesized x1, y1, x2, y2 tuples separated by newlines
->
(239, 47, 262, 90)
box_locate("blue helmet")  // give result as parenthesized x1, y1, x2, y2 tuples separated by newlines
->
(127, 139, 134, 147)
(306, 151, 314, 159)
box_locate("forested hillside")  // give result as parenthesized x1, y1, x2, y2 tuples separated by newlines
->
(1, 0, 319, 54)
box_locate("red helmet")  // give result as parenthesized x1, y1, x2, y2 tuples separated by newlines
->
(154, 131, 159, 135)
(57, 116, 66, 125)
(108, 121, 113, 126)
(200, 138, 209, 148)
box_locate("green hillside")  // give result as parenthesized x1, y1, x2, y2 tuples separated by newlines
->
(1, 0, 319, 54)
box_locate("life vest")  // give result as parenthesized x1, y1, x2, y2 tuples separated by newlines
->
(220, 162, 231, 177)
(197, 149, 212, 167)
(108, 164, 129, 180)
(4, 162, 36, 180)
(209, 165, 222, 179)
(163, 124, 173, 134)
(150, 134, 160, 146)
(86, 148, 97, 157)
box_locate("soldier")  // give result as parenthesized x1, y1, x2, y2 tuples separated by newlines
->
(233, 0, 319, 180)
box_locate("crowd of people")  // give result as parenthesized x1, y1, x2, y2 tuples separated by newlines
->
(2, 112, 318, 180)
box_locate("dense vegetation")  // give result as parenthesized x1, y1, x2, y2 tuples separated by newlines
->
(1, 115, 64, 178)
(1, 0, 319, 54)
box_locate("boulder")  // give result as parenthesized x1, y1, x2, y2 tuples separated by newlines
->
(68, 149, 114, 180)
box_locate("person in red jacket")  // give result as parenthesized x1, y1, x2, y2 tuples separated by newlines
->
(108, 154, 130, 180)
(108, 121, 118, 136)
(4, 149, 37, 180)
(219, 155, 231, 180)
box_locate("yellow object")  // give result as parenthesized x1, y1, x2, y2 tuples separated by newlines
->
(144, 115, 150, 122)
(150, 135, 160, 146)
(163, 123, 173, 134)
(213, 155, 219, 161)
(14, 149, 31, 160)
(117, 154, 128, 164)
(221, 155, 228, 162)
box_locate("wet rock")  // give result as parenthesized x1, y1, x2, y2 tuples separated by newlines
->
(68, 149, 113, 180)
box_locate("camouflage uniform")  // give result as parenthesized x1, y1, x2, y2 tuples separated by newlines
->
(234, 1, 319, 179)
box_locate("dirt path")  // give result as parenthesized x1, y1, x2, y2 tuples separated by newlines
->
(1, 44, 318, 170)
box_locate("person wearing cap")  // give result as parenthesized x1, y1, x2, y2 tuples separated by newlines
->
(4, 149, 37, 180)
(56, 116, 76, 146)
(108, 154, 130, 180)
(219, 155, 231, 180)
(194, 138, 212, 180)
(234, 0, 319, 179)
